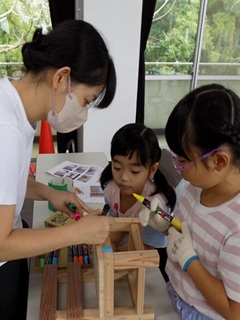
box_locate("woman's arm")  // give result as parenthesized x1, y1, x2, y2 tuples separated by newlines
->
(26, 177, 91, 215)
(0, 203, 114, 262)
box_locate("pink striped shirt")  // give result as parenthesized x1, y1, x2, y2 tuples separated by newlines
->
(167, 181, 240, 319)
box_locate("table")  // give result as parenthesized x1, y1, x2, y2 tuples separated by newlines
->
(27, 152, 178, 320)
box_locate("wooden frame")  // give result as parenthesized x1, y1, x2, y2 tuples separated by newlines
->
(39, 218, 159, 320)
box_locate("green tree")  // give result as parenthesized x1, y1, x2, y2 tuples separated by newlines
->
(0, 0, 51, 77)
(146, 0, 200, 75)
(201, 0, 240, 75)
(146, 0, 240, 75)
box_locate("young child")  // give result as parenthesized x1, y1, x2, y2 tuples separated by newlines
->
(142, 84, 240, 319)
(100, 123, 176, 282)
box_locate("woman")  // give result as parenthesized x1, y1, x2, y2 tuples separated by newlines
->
(0, 20, 116, 319)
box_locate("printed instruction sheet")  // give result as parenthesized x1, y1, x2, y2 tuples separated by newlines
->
(47, 161, 104, 203)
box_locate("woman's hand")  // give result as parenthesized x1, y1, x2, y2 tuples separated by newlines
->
(47, 188, 91, 217)
(26, 178, 103, 219)
(72, 214, 114, 245)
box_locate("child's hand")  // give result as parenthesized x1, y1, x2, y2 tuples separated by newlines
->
(139, 198, 170, 232)
(167, 221, 198, 272)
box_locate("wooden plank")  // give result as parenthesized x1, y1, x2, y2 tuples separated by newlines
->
(127, 270, 137, 305)
(113, 250, 159, 269)
(94, 244, 105, 319)
(129, 224, 144, 251)
(103, 251, 114, 317)
(39, 264, 58, 320)
(128, 230, 135, 251)
(135, 268, 145, 314)
(66, 262, 83, 319)
(127, 267, 145, 315)
(92, 245, 100, 294)
(57, 267, 94, 284)
(56, 306, 154, 319)
(114, 269, 129, 280)
(103, 236, 112, 247)
(110, 218, 141, 232)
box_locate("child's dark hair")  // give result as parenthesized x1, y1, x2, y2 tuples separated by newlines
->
(165, 83, 240, 166)
(21, 20, 116, 109)
(100, 123, 176, 211)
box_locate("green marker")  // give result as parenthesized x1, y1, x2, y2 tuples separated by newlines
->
(39, 255, 45, 268)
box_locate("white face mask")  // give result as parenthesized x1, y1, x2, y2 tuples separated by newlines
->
(47, 93, 88, 133)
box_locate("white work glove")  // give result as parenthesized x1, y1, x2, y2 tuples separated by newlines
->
(167, 221, 199, 272)
(139, 198, 170, 232)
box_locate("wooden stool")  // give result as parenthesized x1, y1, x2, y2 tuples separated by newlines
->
(39, 218, 159, 319)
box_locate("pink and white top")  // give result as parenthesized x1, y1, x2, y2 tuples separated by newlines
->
(167, 181, 240, 319)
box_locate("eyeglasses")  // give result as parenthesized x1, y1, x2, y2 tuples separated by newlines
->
(172, 148, 222, 173)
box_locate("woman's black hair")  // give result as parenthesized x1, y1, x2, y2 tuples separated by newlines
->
(165, 83, 240, 165)
(100, 123, 176, 211)
(21, 20, 116, 109)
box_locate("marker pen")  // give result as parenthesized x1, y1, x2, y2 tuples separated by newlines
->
(39, 255, 45, 268)
(132, 193, 182, 231)
(73, 211, 81, 221)
(67, 203, 76, 211)
(77, 244, 84, 265)
(67, 203, 81, 221)
(101, 204, 110, 216)
(52, 250, 59, 265)
(72, 245, 78, 263)
(83, 244, 90, 265)
(46, 251, 53, 264)
(68, 246, 73, 262)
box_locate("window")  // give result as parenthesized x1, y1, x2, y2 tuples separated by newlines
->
(145, 0, 200, 76)
(145, 0, 240, 146)
(0, 0, 51, 77)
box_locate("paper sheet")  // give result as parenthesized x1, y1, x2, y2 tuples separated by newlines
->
(47, 161, 104, 203)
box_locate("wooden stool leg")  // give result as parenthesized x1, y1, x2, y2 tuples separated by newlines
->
(127, 267, 145, 315)
(67, 262, 83, 319)
(39, 265, 58, 320)
(103, 252, 114, 317)
(95, 245, 114, 319)
(135, 267, 145, 314)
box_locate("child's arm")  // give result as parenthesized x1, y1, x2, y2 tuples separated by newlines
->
(167, 221, 240, 320)
(187, 260, 240, 320)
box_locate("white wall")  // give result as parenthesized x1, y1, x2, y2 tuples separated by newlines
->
(83, 0, 143, 160)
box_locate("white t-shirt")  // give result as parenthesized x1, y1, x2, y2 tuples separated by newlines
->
(0, 77, 36, 265)
(167, 181, 240, 319)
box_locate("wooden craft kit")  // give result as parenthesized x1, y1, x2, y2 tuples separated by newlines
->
(37, 217, 159, 320)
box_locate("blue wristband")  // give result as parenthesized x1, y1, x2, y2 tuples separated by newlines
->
(183, 255, 199, 272)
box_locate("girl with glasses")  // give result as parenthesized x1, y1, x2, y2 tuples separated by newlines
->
(141, 83, 240, 319)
